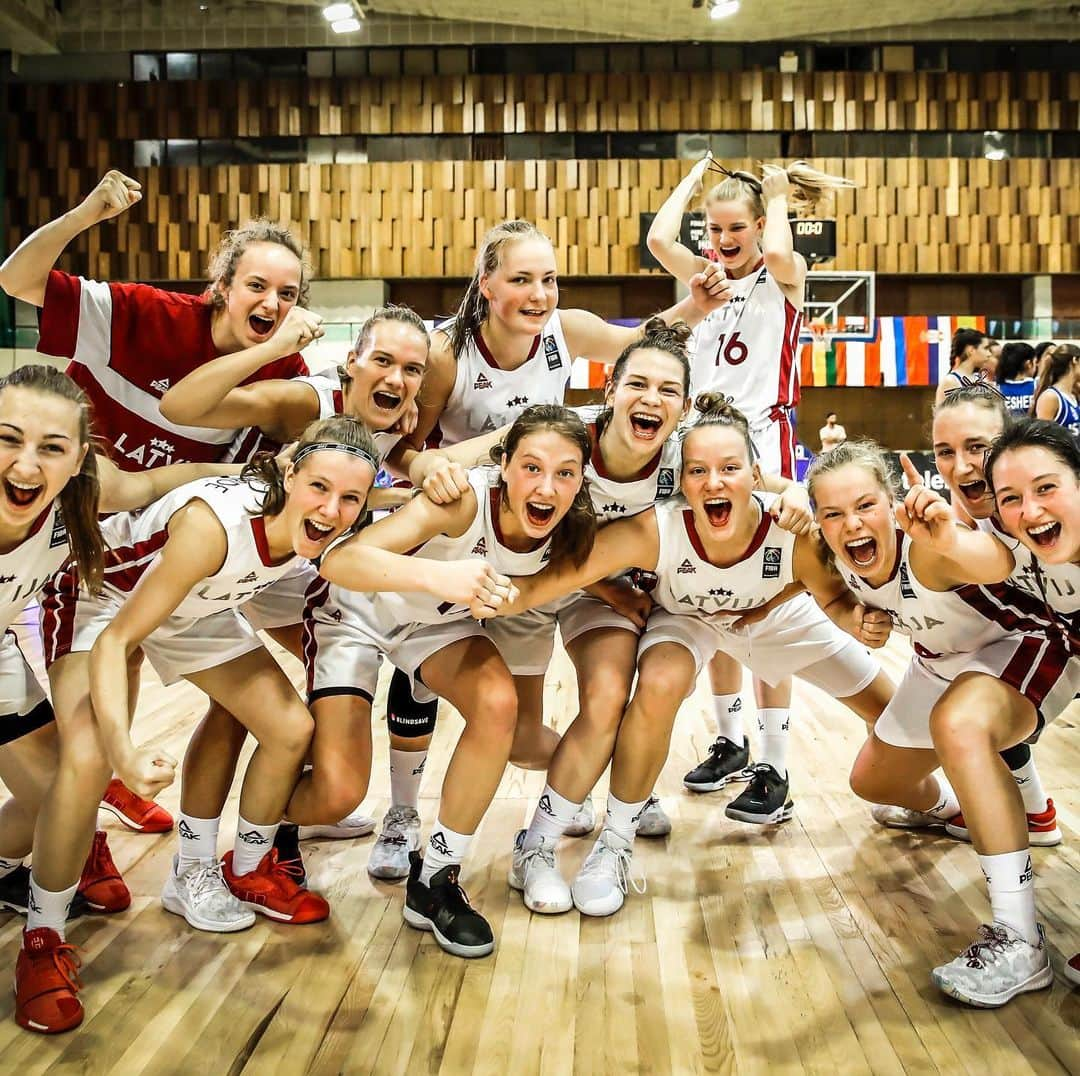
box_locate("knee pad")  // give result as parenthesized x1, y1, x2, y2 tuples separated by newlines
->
(386, 666, 438, 738)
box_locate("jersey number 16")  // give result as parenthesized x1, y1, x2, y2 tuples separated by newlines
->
(714, 332, 749, 366)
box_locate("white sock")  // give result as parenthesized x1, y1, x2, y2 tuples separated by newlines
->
(927, 774, 960, 820)
(712, 693, 745, 743)
(0, 856, 23, 879)
(232, 817, 278, 876)
(420, 819, 472, 885)
(1010, 757, 1049, 815)
(389, 748, 427, 809)
(27, 876, 78, 938)
(524, 784, 581, 849)
(603, 793, 648, 844)
(980, 849, 1039, 945)
(177, 813, 220, 867)
(756, 708, 790, 776)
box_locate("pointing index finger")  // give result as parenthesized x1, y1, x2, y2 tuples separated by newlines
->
(899, 452, 922, 490)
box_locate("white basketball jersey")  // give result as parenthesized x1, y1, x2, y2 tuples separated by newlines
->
(574, 405, 681, 523)
(836, 529, 1015, 678)
(435, 312, 572, 445)
(338, 466, 553, 628)
(99, 475, 302, 618)
(652, 493, 796, 621)
(688, 261, 801, 428)
(0, 502, 70, 633)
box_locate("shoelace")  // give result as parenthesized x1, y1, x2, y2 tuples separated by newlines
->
(383, 808, 419, 835)
(378, 833, 408, 848)
(188, 861, 230, 903)
(517, 841, 557, 884)
(266, 850, 305, 891)
(48, 943, 83, 992)
(583, 839, 647, 896)
(963, 925, 1011, 968)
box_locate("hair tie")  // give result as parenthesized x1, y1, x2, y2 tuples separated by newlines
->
(291, 441, 379, 473)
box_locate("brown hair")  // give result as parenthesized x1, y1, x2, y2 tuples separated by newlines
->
(491, 404, 596, 569)
(704, 161, 855, 218)
(595, 317, 692, 438)
(1031, 342, 1080, 414)
(0, 365, 104, 592)
(949, 327, 987, 369)
(933, 378, 1010, 428)
(338, 304, 430, 389)
(445, 220, 554, 359)
(684, 391, 755, 463)
(243, 415, 379, 517)
(206, 219, 311, 310)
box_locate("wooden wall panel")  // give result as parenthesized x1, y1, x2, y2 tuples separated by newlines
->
(6, 159, 1076, 282)
(6, 71, 1078, 142)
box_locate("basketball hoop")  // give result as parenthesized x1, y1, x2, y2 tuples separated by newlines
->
(809, 318, 831, 350)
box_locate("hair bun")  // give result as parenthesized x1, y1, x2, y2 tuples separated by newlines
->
(639, 316, 692, 350)
(693, 390, 736, 417)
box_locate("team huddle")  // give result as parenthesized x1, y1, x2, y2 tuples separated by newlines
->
(0, 161, 1074, 1036)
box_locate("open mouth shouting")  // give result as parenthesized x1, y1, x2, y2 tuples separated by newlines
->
(845, 535, 878, 568)
(1027, 521, 1061, 549)
(302, 517, 335, 547)
(524, 500, 556, 528)
(703, 497, 732, 528)
(629, 412, 663, 441)
(957, 479, 989, 506)
(717, 245, 741, 260)
(248, 313, 276, 338)
(372, 390, 402, 414)
(2, 478, 43, 512)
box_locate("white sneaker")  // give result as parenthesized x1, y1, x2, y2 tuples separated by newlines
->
(508, 830, 572, 914)
(635, 796, 672, 838)
(871, 804, 948, 830)
(367, 806, 422, 880)
(162, 855, 255, 933)
(298, 805, 376, 841)
(571, 828, 644, 918)
(932, 923, 1053, 1007)
(563, 796, 596, 838)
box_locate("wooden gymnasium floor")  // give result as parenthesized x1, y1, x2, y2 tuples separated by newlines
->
(0, 613, 1076, 1075)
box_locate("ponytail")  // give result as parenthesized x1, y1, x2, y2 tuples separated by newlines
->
(1031, 343, 1079, 414)
(705, 160, 854, 218)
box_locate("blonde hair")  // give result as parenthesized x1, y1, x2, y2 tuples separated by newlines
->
(705, 161, 854, 218)
(684, 391, 755, 462)
(805, 439, 899, 509)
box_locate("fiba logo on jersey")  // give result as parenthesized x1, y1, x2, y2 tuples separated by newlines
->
(49, 512, 68, 549)
(762, 547, 782, 579)
(899, 563, 916, 600)
(543, 335, 562, 370)
(657, 468, 675, 497)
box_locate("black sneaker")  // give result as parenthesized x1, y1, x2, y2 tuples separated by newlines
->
(403, 851, 494, 958)
(683, 737, 751, 792)
(724, 763, 794, 824)
(0, 865, 89, 920)
(273, 824, 307, 888)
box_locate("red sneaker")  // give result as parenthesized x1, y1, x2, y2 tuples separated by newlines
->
(221, 850, 329, 924)
(15, 928, 83, 1034)
(78, 831, 131, 913)
(99, 779, 173, 833)
(1066, 953, 1080, 987)
(945, 798, 1062, 847)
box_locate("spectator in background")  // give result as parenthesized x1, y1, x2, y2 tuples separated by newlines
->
(818, 411, 847, 452)
(984, 338, 1001, 380)
(995, 342, 1037, 417)
(1033, 341, 1057, 379)
(1032, 342, 1080, 436)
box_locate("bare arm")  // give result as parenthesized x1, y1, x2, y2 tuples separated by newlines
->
(0, 171, 142, 306)
(158, 307, 324, 439)
(496, 508, 661, 616)
(645, 155, 715, 285)
(89, 503, 226, 796)
(759, 171, 808, 291)
(404, 425, 511, 504)
(1035, 391, 1059, 421)
(401, 331, 457, 453)
(96, 455, 244, 514)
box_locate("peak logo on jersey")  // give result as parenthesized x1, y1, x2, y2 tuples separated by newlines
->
(677, 558, 696, 574)
(847, 573, 861, 590)
(899, 563, 916, 600)
(428, 831, 452, 856)
(150, 378, 171, 395)
(473, 372, 493, 391)
(506, 394, 529, 408)
(471, 537, 487, 556)
(328, 607, 343, 622)
(543, 334, 563, 370)
(657, 468, 675, 498)
(601, 502, 627, 515)
(237, 571, 259, 584)
(762, 547, 782, 579)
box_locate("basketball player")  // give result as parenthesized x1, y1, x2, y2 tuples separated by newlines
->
(304, 405, 591, 956)
(935, 328, 994, 404)
(995, 342, 1038, 417)
(490, 395, 893, 915)
(647, 155, 855, 818)
(1032, 343, 1080, 435)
